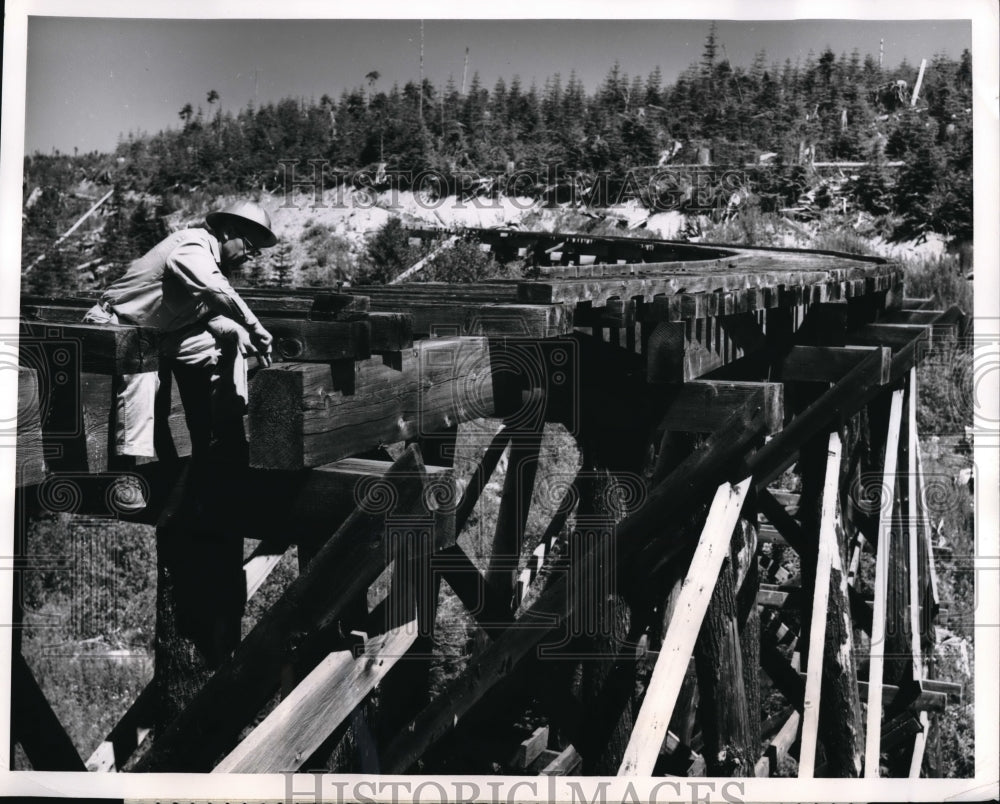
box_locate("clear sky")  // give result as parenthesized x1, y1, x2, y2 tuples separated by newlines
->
(24, 18, 971, 155)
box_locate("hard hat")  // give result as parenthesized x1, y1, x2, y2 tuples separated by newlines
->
(206, 201, 277, 248)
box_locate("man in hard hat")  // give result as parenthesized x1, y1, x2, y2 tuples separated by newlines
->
(84, 200, 278, 467)
(84, 201, 279, 671)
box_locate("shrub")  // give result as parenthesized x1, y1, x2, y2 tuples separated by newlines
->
(356, 217, 424, 284)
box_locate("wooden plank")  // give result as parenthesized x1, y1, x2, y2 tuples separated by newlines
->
(778, 345, 891, 384)
(900, 297, 936, 311)
(765, 710, 801, 775)
(909, 710, 930, 777)
(244, 548, 288, 600)
(16, 367, 47, 486)
(915, 447, 941, 611)
(539, 744, 583, 776)
(864, 389, 905, 778)
(906, 368, 925, 681)
(249, 337, 494, 469)
(134, 446, 429, 772)
(660, 381, 783, 436)
(618, 477, 752, 777)
(511, 725, 549, 770)
(213, 621, 418, 773)
(799, 433, 842, 778)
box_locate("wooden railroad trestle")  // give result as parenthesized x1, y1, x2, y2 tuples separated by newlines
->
(11, 231, 966, 777)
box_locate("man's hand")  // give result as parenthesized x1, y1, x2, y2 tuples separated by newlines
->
(206, 316, 273, 368)
(249, 321, 274, 368)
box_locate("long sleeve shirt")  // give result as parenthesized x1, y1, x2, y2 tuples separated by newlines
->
(99, 228, 260, 336)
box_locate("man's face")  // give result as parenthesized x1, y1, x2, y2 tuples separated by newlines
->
(219, 231, 260, 274)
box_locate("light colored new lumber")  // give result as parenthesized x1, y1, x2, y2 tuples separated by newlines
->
(511, 725, 549, 770)
(864, 388, 905, 777)
(907, 368, 925, 680)
(799, 431, 842, 777)
(618, 476, 752, 777)
(244, 549, 288, 600)
(539, 744, 583, 776)
(909, 710, 929, 777)
(915, 447, 941, 609)
(213, 620, 418, 772)
(765, 710, 802, 774)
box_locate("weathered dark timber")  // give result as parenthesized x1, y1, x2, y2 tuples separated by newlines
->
(16, 367, 46, 486)
(249, 337, 494, 469)
(694, 520, 757, 776)
(19, 320, 159, 375)
(660, 381, 783, 435)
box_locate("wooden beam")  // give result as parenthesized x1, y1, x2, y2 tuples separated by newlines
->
(799, 432, 842, 777)
(765, 711, 801, 774)
(488, 430, 543, 608)
(262, 317, 370, 362)
(618, 477, 752, 777)
(661, 381, 783, 436)
(243, 544, 289, 600)
(16, 367, 46, 486)
(778, 345, 892, 385)
(213, 621, 418, 773)
(749, 346, 892, 491)
(19, 320, 158, 374)
(464, 303, 574, 338)
(915, 447, 941, 613)
(864, 389, 905, 778)
(249, 337, 494, 469)
(851, 325, 931, 384)
(134, 446, 429, 772)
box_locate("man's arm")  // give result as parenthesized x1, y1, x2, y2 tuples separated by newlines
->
(165, 236, 261, 329)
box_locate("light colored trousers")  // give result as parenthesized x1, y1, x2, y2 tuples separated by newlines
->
(83, 303, 249, 458)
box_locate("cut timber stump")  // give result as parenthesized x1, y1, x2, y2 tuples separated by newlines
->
(16, 367, 46, 486)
